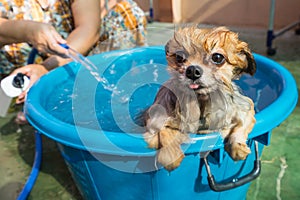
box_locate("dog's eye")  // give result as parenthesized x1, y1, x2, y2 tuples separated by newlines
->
(211, 53, 225, 65)
(175, 50, 188, 64)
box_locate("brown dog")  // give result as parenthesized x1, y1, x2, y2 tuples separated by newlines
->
(144, 26, 256, 171)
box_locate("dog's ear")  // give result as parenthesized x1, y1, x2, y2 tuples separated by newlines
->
(165, 36, 178, 56)
(165, 40, 171, 55)
(241, 49, 256, 76)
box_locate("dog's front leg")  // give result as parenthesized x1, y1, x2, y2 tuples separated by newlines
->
(157, 124, 189, 171)
(224, 100, 256, 160)
(144, 84, 190, 170)
(145, 117, 189, 171)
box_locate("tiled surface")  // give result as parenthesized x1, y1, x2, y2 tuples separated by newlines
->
(0, 22, 299, 199)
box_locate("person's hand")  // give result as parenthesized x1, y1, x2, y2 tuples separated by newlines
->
(25, 21, 68, 57)
(11, 64, 48, 104)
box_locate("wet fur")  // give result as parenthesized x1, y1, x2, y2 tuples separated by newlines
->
(144, 26, 256, 171)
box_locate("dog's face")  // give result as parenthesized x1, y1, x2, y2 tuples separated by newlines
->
(165, 26, 256, 97)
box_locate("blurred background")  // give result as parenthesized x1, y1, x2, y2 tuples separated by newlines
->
(136, 0, 299, 29)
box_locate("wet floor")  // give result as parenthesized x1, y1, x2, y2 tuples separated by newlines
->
(0, 22, 300, 199)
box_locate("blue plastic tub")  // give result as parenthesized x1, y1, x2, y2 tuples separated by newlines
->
(25, 46, 298, 200)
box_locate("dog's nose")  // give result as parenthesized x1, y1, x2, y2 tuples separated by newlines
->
(185, 65, 203, 81)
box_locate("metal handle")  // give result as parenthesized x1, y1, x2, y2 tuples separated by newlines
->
(203, 141, 261, 192)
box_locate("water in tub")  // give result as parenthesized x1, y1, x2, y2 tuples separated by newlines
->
(46, 52, 169, 134)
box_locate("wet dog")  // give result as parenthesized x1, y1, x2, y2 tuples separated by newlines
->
(144, 26, 256, 171)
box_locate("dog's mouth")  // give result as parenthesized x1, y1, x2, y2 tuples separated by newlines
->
(189, 83, 201, 90)
(187, 80, 205, 90)
(187, 80, 218, 96)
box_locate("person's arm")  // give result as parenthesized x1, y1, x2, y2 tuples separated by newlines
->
(12, 0, 101, 104)
(12, 64, 49, 104)
(0, 18, 67, 55)
(42, 0, 101, 70)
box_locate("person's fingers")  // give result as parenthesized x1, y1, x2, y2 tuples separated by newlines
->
(12, 69, 32, 104)
(26, 75, 40, 88)
(49, 42, 68, 57)
(53, 30, 67, 44)
(11, 66, 31, 76)
(16, 92, 26, 104)
(47, 29, 68, 56)
(32, 27, 67, 56)
(14, 65, 47, 104)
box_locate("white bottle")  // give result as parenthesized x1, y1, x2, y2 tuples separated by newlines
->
(0, 87, 12, 117)
(0, 73, 30, 117)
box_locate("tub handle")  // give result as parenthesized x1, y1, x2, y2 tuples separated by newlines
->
(203, 141, 261, 192)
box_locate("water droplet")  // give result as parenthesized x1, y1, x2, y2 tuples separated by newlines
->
(232, 178, 238, 183)
(153, 68, 158, 82)
(120, 95, 130, 103)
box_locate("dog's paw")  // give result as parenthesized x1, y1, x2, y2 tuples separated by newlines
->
(225, 142, 251, 161)
(156, 128, 188, 171)
(157, 145, 184, 171)
(144, 132, 159, 149)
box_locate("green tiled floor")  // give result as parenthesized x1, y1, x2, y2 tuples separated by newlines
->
(0, 22, 299, 199)
(247, 60, 300, 200)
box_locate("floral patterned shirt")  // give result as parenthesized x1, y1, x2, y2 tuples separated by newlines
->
(0, 0, 147, 75)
